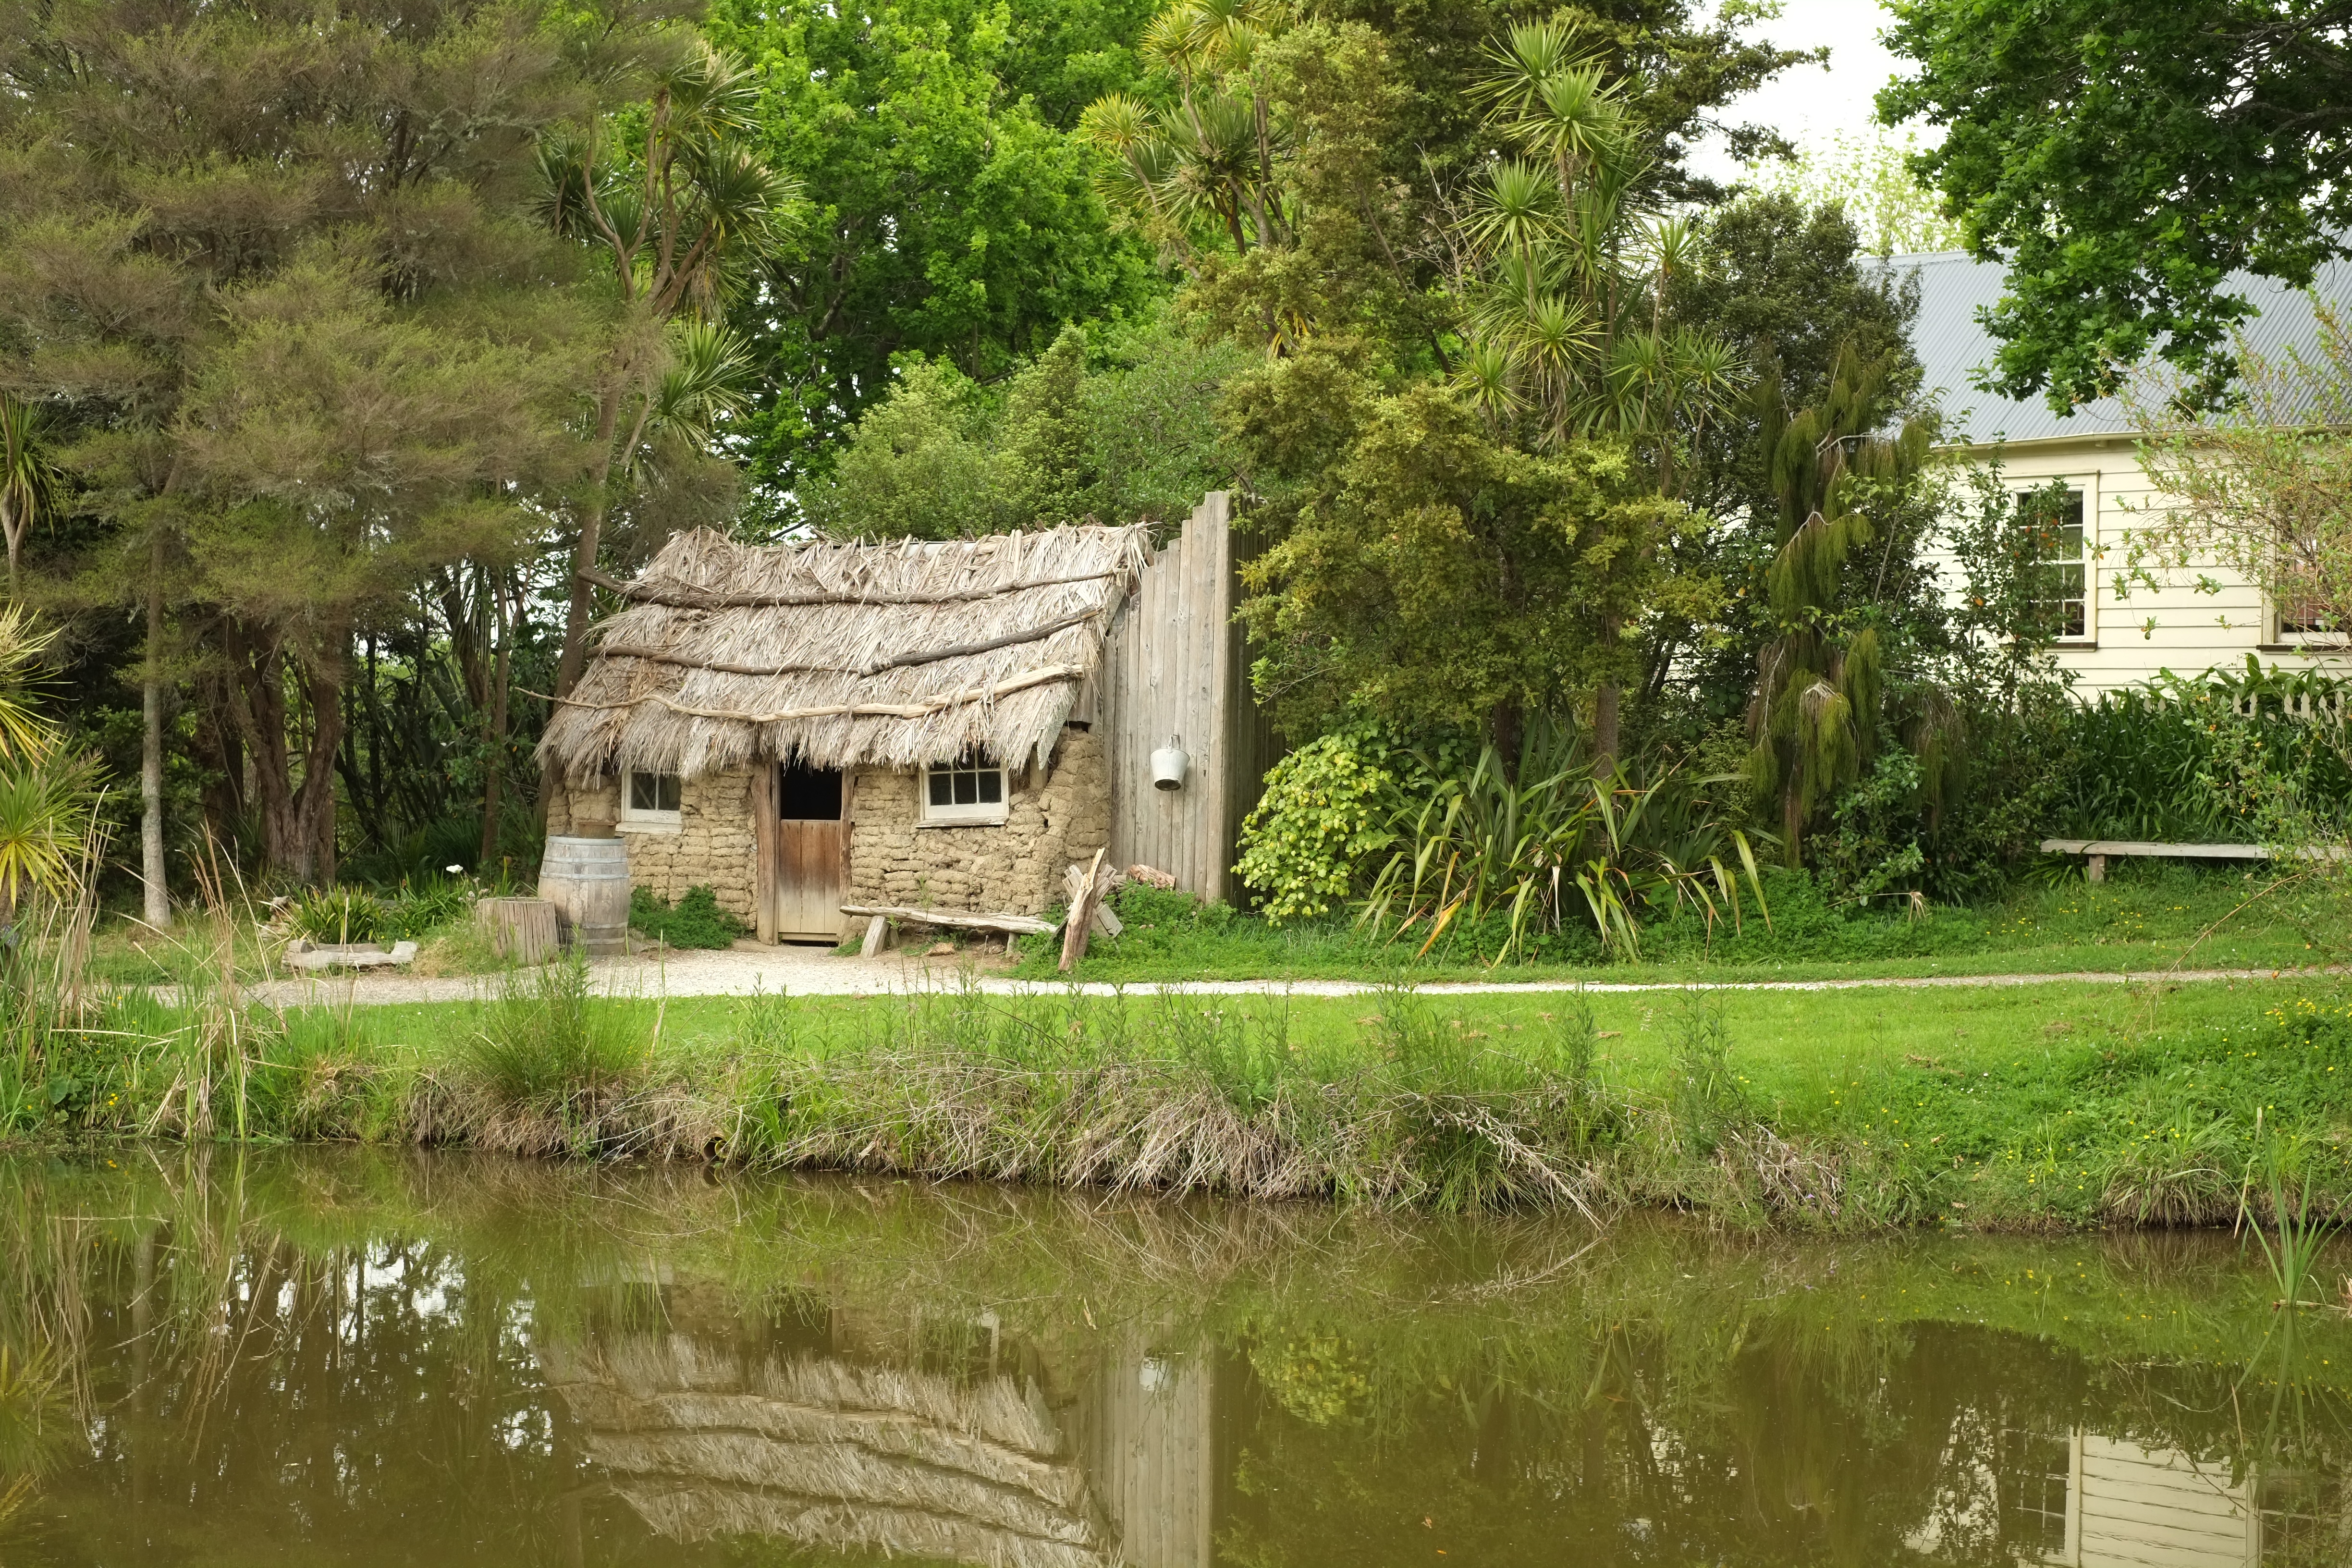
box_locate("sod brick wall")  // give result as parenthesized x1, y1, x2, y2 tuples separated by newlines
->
(848, 727, 1110, 917)
(542, 768, 760, 924)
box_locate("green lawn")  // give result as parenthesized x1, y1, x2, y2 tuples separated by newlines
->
(1021, 860, 2331, 983)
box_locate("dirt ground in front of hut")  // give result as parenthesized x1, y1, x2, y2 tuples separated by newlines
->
(243, 938, 1017, 1009)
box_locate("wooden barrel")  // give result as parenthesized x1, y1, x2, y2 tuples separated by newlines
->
(538, 836, 631, 956)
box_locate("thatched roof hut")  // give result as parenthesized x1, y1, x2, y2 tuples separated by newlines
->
(538, 524, 1152, 784)
(532, 497, 1271, 940)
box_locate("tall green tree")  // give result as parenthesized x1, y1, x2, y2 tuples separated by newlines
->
(0, 0, 630, 883)
(1647, 194, 1922, 742)
(704, 0, 1162, 525)
(1192, 11, 1754, 765)
(1879, 0, 2352, 407)
(805, 311, 1247, 539)
(536, 38, 792, 706)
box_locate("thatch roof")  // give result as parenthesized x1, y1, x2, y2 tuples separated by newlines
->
(537, 525, 1151, 781)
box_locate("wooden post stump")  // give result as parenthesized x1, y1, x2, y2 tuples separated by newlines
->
(475, 897, 559, 963)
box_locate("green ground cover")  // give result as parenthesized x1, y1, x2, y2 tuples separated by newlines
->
(12, 967, 2349, 1233)
(1019, 861, 2329, 983)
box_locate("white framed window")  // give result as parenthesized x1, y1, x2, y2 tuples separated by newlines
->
(619, 768, 682, 829)
(2270, 552, 2346, 646)
(921, 758, 1007, 825)
(2019, 487, 2090, 641)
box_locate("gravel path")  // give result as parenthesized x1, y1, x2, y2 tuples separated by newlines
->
(235, 943, 2322, 1010)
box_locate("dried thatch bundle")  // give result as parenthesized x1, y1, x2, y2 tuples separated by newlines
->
(538, 525, 1151, 782)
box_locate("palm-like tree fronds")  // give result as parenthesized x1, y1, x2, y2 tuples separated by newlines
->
(0, 394, 60, 595)
(0, 749, 97, 924)
(0, 610, 59, 766)
(642, 320, 755, 460)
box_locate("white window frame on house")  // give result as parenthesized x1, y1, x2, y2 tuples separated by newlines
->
(920, 757, 1008, 825)
(2019, 486, 2092, 643)
(2267, 551, 2347, 648)
(618, 767, 683, 831)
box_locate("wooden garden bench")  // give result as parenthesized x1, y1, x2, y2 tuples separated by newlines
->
(840, 904, 1058, 958)
(2038, 838, 2345, 882)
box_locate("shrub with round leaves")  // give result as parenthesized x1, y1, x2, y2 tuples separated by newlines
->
(1236, 728, 1397, 923)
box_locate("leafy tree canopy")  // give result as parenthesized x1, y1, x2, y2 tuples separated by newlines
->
(1740, 129, 1963, 259)
(1879, 0, 2352, 408)
(807, 309, 1247, 538)
(704, 0, 1166, 527)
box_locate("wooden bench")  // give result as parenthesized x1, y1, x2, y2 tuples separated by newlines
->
(839, 904, 1059, 958)
(2039, 838, 2345, 882)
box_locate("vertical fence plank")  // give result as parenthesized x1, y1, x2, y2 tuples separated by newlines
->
(1103, 493, 1269, 905)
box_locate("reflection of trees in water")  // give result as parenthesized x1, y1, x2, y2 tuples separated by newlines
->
(0, 1150, 2345, 1567)
(0, 1152, 652, 1564)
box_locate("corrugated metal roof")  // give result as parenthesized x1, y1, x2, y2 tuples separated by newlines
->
(1888, 250, 2352, 446)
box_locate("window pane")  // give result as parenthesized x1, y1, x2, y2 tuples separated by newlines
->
(630, 772, 656, 811)
(953, 769, 977, 805)
(978, 769, 1002, 804)
(928, 771, 952, 807)
(657, 774, 681, 811)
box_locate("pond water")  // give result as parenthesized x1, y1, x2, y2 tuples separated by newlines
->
(0, 1151, 2346, 1567)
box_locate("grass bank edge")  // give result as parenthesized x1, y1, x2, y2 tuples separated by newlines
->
(10, 966, 2351, 1236)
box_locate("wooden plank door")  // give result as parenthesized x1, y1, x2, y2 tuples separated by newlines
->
(773, 764, 846, 941)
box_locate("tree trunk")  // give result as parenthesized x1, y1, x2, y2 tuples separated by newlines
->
(1782, 780, 1804, 869)
(221, 621, 306, 882)
(543, 383, 625, 819)
(1490, 700, 1523, 778)
(1592, 615, 1623, 777)
(141, 537, 171, 928)
(480, 573, 513, 869)
(290, 650, 344, 884)
(1592, 682, 1620, 778)
(191, 673, 245, 851)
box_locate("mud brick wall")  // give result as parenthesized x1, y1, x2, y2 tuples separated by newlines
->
(543, 768, 760, 923)
(848, 728, 1110, 916)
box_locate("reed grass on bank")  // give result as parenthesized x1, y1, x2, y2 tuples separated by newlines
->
(7, 949, 2352, 1229)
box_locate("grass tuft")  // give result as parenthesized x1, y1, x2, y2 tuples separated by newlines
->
(457, 947, 650, 1128)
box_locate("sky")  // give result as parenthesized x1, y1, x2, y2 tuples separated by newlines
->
(1685, 0, 1916, 186)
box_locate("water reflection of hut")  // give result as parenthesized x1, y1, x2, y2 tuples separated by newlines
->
(541, 1324, 1218, 1568)
(542, 1335, 1110, 1568)
(1065, 1339, 1214, 1568)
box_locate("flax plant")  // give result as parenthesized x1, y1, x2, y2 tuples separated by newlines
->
(1362, 724, 1768, 963)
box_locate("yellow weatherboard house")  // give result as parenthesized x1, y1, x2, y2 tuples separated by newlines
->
(1900, 250, 2352, 694)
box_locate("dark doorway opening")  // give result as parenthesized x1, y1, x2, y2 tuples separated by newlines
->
(779, 763, 843, 820)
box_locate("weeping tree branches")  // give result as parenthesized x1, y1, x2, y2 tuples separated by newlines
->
(1745, 347, 1938, 862)
(2123, 301, 2352, 644)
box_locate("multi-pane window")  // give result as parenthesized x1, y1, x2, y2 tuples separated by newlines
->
(923, 758, 1006, 823)
(1996, 1425, 2071, 1558)
(2258, 1470, 2331, 1566)
(2272, 545, 2341, 641)
(2020, 488, 2088, 640)
(621, 769, 682, 824)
